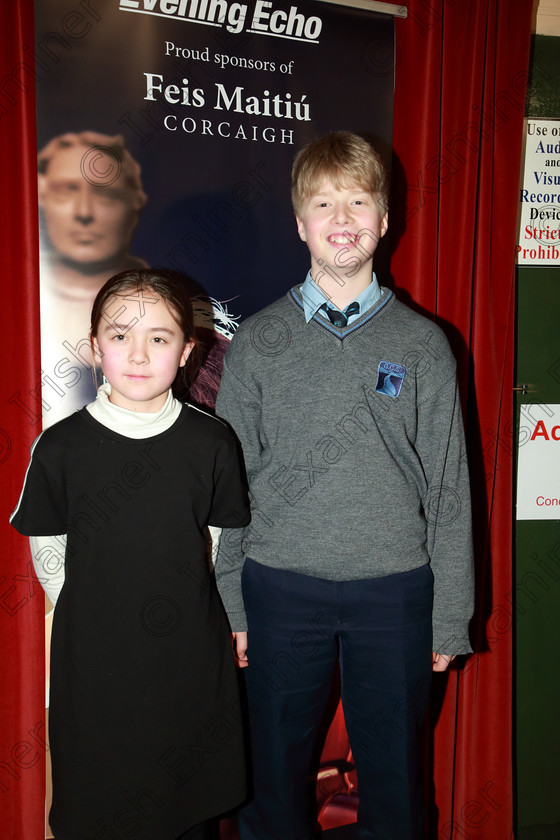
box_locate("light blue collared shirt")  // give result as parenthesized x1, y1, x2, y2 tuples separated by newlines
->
(300, 270, 382, 324)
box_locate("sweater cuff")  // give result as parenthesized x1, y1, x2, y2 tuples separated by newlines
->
(226, 609, 248, 634)
(432, 622, 472, 656)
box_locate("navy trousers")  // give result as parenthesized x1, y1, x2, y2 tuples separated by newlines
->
(239, 559, 433, 840)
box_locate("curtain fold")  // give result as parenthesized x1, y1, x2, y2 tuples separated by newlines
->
(392, 1, 532, 837)
(0, 4, 45, 840)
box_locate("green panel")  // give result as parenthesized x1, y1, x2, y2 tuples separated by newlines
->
(526, 36, 560, 119)
(516, 32, 560, 833)
(517, 266, 560, 400)
(518, 826, 560, 840)
(515, 519, 560, 828)
(516, 268, 560, 830)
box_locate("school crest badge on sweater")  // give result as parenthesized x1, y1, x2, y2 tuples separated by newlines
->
(376, 361, 406, 398)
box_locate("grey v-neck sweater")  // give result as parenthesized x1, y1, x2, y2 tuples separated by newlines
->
(216, 285, 474, 654)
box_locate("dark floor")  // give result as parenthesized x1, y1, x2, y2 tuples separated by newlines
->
(322, 827, 357, 839)
(323, 823, 560, 839)
(219, 817, 358, 839)
(222, 822, 560, 839)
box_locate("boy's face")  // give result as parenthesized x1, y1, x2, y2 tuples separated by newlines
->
(296, 180, 388, 282)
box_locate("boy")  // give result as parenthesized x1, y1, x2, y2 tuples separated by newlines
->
(215, 132, 474, 840)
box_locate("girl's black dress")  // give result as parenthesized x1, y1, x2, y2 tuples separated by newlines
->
(11, 405, 250, 840)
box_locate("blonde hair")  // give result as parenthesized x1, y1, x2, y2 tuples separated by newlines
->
(291, 131, 388, 216)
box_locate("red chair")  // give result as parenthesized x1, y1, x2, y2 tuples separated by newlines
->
(220, 670, 359, 838)
(316, 693, 358, 832)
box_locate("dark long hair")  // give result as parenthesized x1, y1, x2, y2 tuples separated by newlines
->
(90, 269, 202, 399)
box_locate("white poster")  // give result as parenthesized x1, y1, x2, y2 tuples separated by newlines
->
(517, 403, 560, 519)
(518, 119, 560, 266)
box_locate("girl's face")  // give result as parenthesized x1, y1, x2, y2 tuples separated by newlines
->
(93, 288, 193, 412)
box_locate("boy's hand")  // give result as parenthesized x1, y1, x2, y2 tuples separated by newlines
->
(232, 632, 249, 668)
(432, 652, 456, 672)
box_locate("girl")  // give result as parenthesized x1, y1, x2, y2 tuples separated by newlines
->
(11, 269, 250, 840)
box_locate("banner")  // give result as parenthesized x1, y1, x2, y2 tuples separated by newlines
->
(34, 0, 395, 833)
(35, 0, 395, 424)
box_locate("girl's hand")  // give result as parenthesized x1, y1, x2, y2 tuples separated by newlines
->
(232, 632, 249, 668)
(432, 652, 456, 672)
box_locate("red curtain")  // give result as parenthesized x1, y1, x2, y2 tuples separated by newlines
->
(0, 3, 45, 840)
(0, 1, 532, 838)
(392, 1, 532, 837)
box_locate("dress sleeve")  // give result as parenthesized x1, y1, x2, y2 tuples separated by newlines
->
(207, 430, 250, 530)
(10, 433, 68, 536)
(415, 374, 474, 655)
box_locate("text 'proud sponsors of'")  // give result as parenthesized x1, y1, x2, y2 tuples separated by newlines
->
(119, 0, 323, 41)
(118, 1, 322, 143)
